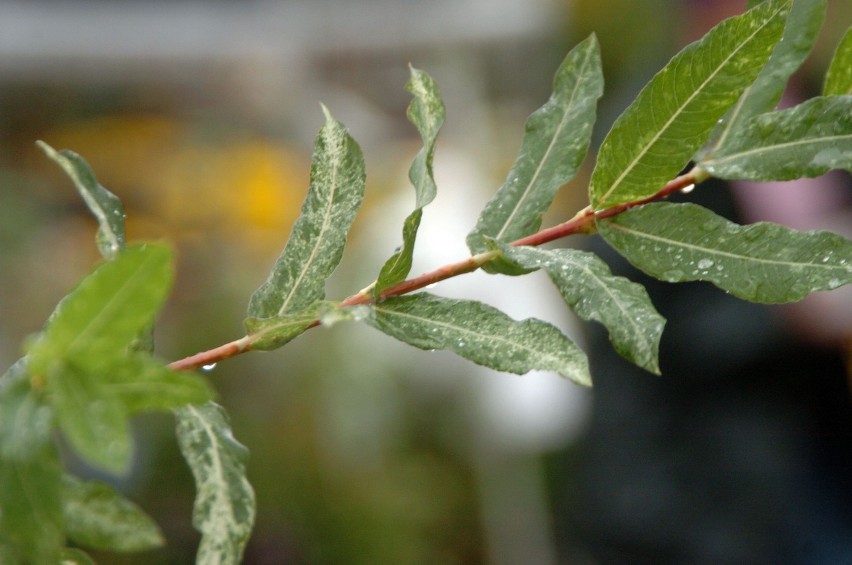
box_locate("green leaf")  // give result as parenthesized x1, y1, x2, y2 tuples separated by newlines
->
(59, 548, 96, 565)
(697, 95, 852, 180)
(697, 0, 826, 161)
(375, 67, 446, 295)
(824, 27, 852, 96)
(502, 246, 665, 374)
(175, 402, 255, 565)
(28, 244, 173, 376)
(25, 244, 180, 473)
(247, 107, 366, 319)
(0, 360, 64, 564)
(105, 354, 214, 413)
(245, 301, 331, 350)
(37, 141, 126, 260)
(62, 474, 164, 552)
(404, 66, 445, 211)
(48, 361, 131, 474)
(468, 34, 603, 260)
(367, 294, 591, 385)
(589, 0, 790, 209)
(598, 202, 852, 303)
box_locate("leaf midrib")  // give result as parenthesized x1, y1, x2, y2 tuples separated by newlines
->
(705, 132, 851, 166)
(495, 46, 593, 240)
(373, 303, 567, 365)
(596, 2, 786, 207)
(277, 131, 342, 317)
(605, 221, 851, 271)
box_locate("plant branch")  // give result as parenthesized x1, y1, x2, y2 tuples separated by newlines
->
(169, 168, 706, 371)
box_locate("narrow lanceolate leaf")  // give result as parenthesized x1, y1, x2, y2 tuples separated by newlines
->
(247, 107, 366, 319)
(176, 402, 255, 565)
(697, 0, 826, 161)
(28, 244, 173, 375)
(598, 203, 852, 303)
(37, 141, 126, 260)
(468, 34, 603, 257)
(62, 474, 164, 552)
(503, 246, 665, 374)
(589, 0, 790, 209)
(375, 67, 445, 295)
(0, 360, 64, 564)
(824, 28, 852, 96)
(367, 294, 591, 385)
(697, 96, 852, 180)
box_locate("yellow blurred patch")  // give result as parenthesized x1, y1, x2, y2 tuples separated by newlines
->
(44, 115, 309, 250)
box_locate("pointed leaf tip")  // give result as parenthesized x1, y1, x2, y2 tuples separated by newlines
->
(590, 0, 791, 208)
(468, 34, 603, 265)
(248, 108, 366, 319)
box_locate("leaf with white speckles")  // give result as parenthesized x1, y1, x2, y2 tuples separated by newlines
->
(468, 34, 602, 273)
(37, 141, 126, 260)
(503, 246, 665, 374)
(375, 66, 445, 296)
(597, 203, 852, 303)
(367, 294, 590, 385)
(697, 96, 852, 180)
(247, 107, 366, 319)
(176, 402, 255, 565)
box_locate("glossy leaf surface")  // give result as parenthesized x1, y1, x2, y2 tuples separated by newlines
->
(468, 34, 602, 255)
(698, 96, 852, 180)
(598, 203, 852, 303)
(698, 0, 826, 161)
(375, 67, 445, 295)
(589, 0, 790, 208)
(368, 294, 590, 385)
(503, 246, 665, 374)
(176, 402, 255, 565)
(247, 107, 366, 319)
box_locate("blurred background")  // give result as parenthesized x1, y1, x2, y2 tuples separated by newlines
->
(1, 0, 850, 563)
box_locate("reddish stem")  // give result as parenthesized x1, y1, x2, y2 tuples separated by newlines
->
(169, 169, 703, 371)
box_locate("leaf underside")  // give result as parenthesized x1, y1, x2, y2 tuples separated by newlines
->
(598, 202, 852, 303)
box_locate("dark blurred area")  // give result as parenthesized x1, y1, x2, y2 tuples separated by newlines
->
(1, 0, 850, 563)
